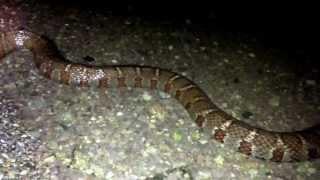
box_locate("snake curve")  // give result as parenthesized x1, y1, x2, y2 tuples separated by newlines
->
(1, 30, 320, 162)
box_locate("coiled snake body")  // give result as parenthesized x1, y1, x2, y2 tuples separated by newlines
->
(1, 30, 320, 162)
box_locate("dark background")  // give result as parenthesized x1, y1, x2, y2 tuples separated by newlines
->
(19, 0, 318, 67)
(38, 1, 317, 53)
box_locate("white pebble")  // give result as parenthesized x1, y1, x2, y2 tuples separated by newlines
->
(248, 52, 256, 58)
(268, 96, 280, 107)
(142, 92, 152, 101)
(174, 55, 180, 59)
(306, 79, 316, 86)
(185, 19, 192, 24)
(111, 59, 118, 64)
(105, 171, 114, 178)
(116, 111, 123, 116)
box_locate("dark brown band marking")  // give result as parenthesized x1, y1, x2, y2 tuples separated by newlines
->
(184, 96, 206, 109)
(175, 84, 196, 99)
(117, 77, 126, 87)
(134, 67, 142, 88)
(270, 135, 285, 162)
(150, 79, 158, 89)
(60, 64, 71, 85)
(213, 129, 226, 143)
(0, 33, 12, 57)
(164, 74, 180, 93)
(99, 78, 109, 88)
(238, 130, 258, 155)
(134, 76, 143, 88)
(238, 141, 253, 156)
(150, 68, 160, 89)
(39, 61, 54, 78)
(115, 67, 126, 87)
(0, 33, 5, 57)
(195, 115, 205, 128)
(212, 120, 233, 143)
(270, 148, 285, 162)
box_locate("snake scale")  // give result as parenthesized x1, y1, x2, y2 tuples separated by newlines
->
(1, 13, 320, 163)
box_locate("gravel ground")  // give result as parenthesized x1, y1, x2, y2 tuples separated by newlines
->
(0, 1, 320, 179)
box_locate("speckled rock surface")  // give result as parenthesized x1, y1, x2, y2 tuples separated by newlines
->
(0, 1, 320, 179)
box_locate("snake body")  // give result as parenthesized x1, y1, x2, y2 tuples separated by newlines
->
(1, 30, 320, 162)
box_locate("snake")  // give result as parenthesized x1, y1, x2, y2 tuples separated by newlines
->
(1, 27, 320, 162)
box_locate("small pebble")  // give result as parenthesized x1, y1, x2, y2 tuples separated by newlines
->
(174, 55, 180, 59)
(306, 79, 316, 86)
(116, 111, 123, 116)
(200, 46, 206, 51)
(248, 52, 256, 58)
(185, 19, 192, 24)
(124, 20, 131, 25)
(268, 96, 280, 107)
(214, 155, 224, 166)
(142, 92, 152, 101)
(111, 59, 118, 64)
